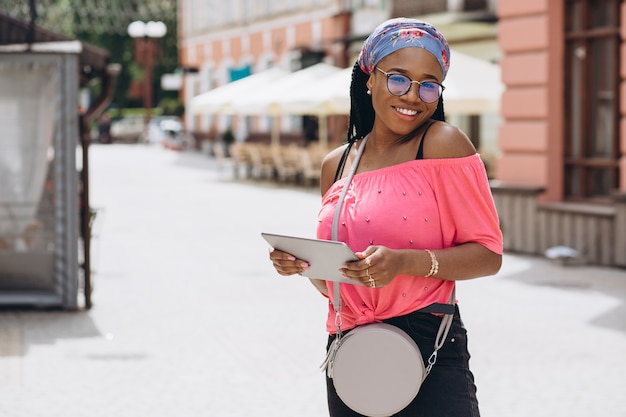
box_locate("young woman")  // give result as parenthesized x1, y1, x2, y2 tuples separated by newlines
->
(270, 18, 503, 417)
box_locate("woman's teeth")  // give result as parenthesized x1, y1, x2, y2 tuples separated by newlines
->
(395, 107, 417, 116)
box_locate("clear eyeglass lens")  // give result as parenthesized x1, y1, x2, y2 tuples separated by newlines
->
(386, 74, 441, 103)
(387, 74, 411, 95)
(418, 82, 440, 103)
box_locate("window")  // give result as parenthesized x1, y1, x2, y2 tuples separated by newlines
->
(564, 0, 621, 202)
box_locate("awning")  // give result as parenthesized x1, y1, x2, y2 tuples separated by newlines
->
(271, 66, 352, 116)
(189, 67, 290, 114)
(222, 62, 342, 115)
(440, 51, 503, 114)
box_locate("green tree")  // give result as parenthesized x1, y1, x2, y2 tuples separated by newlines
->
(3, 0, 180, 114)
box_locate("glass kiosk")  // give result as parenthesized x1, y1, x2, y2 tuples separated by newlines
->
(0, 49, 83, 309)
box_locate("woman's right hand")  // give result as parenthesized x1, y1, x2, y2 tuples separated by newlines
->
(268, 248, 310, 276)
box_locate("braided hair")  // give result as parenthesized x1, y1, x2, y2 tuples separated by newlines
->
(346, 61, 446, 145)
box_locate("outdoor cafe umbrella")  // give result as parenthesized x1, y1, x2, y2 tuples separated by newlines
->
(440, 51, 503, 114)
(268, 67, 352, 147)
(272, 66, 352, 116)
(220, 62, 342, 146)
(190, 64, 342, 145)
(189, 66, 289, 115)
(222, 62, 342, 116)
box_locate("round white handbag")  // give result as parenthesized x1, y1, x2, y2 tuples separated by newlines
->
(331, 323, 425, 417)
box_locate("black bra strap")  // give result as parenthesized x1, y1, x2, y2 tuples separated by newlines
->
(415, 121, 436, 160)
(333, 141, 355, 182)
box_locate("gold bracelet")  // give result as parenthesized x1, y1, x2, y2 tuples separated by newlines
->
(424, 249, 439, 277)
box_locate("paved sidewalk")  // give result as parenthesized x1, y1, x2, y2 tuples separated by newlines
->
(0, 145, 625, 417)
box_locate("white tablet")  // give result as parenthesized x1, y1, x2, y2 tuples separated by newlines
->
(261, 232, 362, 285)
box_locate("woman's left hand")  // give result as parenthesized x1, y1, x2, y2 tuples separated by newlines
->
(339, 246, 402, 288)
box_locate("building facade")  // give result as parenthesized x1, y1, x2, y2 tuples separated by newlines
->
(495, 0, 626, 267)
(179, 0, 352, 142)
(178, 0, 499, 145)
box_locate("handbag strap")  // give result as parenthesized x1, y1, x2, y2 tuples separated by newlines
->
(321, 137, 368, 375)
(331, 136, 369, 324)
(328, 134, 455, 377)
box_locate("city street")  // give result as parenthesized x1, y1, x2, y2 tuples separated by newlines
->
(0, 143, 625, 417)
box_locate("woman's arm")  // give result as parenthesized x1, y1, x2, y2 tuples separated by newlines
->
(340, 243, 501, 287)
(395, 243, 502, 281)
(319, 144, 349, 196)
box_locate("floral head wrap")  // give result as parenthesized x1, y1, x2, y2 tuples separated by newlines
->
(358, 18, 450, 80)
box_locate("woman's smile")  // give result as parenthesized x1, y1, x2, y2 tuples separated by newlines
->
(393, 106, 419, 117)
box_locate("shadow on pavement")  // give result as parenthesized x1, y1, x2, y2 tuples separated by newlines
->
(502, 253, 626, 334)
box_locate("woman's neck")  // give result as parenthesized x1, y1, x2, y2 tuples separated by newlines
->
(367, 119, 430, 149)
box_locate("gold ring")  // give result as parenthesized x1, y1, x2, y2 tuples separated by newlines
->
(367, 268, 375, 287)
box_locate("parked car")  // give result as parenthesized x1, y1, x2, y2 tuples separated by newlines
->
(110, 116, 145, 143)
(140, 116, 180, 144)
(141, 116, 195, 150)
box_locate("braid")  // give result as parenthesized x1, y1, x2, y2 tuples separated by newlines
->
(347, 62, 374, 144)
(433, 96, 446, 122)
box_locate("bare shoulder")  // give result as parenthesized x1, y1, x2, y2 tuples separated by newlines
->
(424, 121, 476, 159)
(320, 144, 349, 196)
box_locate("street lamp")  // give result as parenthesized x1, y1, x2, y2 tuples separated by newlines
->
(127, 20, 167, 127)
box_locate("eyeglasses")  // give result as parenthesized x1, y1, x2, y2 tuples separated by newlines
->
(375, 67, 445, 104)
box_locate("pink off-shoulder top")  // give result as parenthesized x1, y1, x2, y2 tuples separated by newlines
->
(316, 153, 503, 334)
